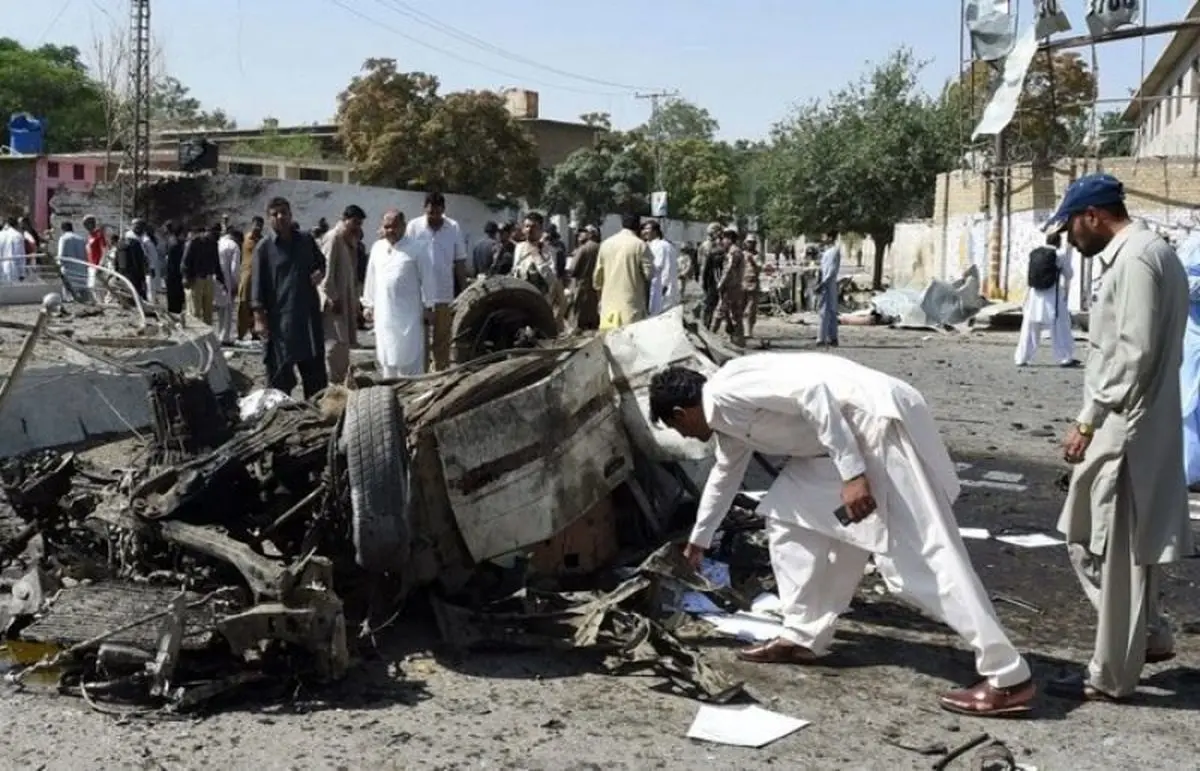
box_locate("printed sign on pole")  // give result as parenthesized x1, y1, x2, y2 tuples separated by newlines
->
(650, 191, 668, 217)
(1085, 0, 1139, 38)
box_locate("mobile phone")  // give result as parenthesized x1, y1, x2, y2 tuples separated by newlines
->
(834, 505, 853, 526)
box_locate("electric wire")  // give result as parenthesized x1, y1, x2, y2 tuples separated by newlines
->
(371, 0, 653, 92)
(323, 0, 632, 97)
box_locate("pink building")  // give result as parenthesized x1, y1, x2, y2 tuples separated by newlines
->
(0, 152, 108, 232)
(33, 153, 109, 231)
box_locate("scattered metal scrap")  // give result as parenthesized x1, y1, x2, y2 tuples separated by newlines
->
(0, 304, 758, 714)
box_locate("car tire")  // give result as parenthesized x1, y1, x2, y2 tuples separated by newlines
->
(343, 385, 410, 573)
(451, 276, 557, 364)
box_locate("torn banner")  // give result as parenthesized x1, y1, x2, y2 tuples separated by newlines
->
(1086, 0, 1140, 38)
(972, 23, 1041, 140)
(965, 0, 1017, 61)
(1035, 0, 1072, 38)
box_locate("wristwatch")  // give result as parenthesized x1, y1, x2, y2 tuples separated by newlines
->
(1076, 422, 1094, 436)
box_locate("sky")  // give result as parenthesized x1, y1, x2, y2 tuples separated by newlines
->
(7, 0, 1197, 140)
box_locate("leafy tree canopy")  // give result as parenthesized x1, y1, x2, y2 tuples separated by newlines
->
(759, 48, 956, 286)
(944, 51, 1096, 163)
(336, 58, 541, 202)
(150, 75, 236, 132)
(0, 38, 106, 152)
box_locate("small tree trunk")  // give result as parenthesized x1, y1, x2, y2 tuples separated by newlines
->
(869, 225, 895, 290)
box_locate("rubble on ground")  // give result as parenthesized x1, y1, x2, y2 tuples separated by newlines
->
(0, 292, 776, 715)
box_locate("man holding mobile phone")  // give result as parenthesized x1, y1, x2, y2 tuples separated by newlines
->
(649, 354, 1033, 717)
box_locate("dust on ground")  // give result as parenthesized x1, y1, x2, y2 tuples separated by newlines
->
(3, 318, 1198, 771)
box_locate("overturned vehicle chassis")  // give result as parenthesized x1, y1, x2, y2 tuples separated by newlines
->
(0, 303, 726, 709)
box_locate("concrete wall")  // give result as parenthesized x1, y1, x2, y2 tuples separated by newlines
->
(886, 156, 1200, 311)
(48, 173, 709, 250)
(522, 120, 601, 168)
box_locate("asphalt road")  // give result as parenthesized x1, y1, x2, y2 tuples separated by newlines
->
(3, 317, 1199, 771)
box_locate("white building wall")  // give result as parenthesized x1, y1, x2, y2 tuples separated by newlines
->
(1136, 39, 1200, 158)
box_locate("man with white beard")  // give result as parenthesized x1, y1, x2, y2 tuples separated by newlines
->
(361, 210, 433, 377)
(650, 353, 1035, 716)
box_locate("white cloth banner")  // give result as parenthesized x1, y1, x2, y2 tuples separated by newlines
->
(971, 23, 1041, 139)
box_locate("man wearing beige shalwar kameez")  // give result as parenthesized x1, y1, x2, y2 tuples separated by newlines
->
(1045, 173, 1194, 703)
(318, 205, 365, 384)
(594, 213, 653, 331)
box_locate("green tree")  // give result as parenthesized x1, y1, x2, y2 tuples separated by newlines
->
(542, 115, 649, 225)
(945, 51, 1096, 163)
(760, 48, 955, 288)
(151, 75, 236, 131)
(658, 138, 737, 221)
(336, 59, 541, 201)
(0, 38, 106, 152)
(641, 97, 718, 142)
(1097, 109, 1135, 157)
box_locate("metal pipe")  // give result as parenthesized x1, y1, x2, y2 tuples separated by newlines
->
(1040, 18, 1200, 53)
(0, 294, 58, 417)
(55, 257, 148, 329)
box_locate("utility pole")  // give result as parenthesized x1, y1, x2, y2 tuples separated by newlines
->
(635, 90, 678, 197)
(122, 0, 152, 224)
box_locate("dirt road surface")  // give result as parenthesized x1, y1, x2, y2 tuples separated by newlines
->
(3, 318, 1198, 771)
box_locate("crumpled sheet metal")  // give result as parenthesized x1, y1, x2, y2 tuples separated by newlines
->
(432, 544, 745, 703)
(872, 265, 986, 328)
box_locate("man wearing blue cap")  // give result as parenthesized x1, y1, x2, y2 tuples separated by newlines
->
(1046, 172, 1193, 702)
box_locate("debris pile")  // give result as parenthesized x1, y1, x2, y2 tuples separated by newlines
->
(0, 367, 351, 713)
(1, 305, 777, 714)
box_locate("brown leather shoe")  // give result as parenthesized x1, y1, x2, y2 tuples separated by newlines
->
(938, 678, 1035, 717)
(736, 638, 820, 664)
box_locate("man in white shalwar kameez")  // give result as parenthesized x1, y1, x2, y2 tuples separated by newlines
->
(649, 354, 1035, 716)
(1015, 232, 1077, 367)
(362, 210, 433, 377)
(643, 219, 679, 315)
(0, 217, 27, 283)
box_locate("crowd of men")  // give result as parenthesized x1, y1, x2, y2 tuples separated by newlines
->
(9, 173, 1190, 716)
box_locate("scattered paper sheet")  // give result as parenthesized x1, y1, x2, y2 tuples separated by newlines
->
(686, 704, 810, 748)
(960, 479, 1029, 493)
(959, 527, 991, 540)
(699, 612, 788, 642)
(740, 490, 767, 501)
(750, 592, 782, 616)
(955, 462, 974, 472)
(995, 533, 1064, 548)
(982, 470, 1024, 484)
(1188, 497, 1200, 521)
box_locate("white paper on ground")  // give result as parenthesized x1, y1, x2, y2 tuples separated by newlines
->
(960, 479, 1029, 493)
(955, 462, 974, 472)
(740, 489, 767, 501)
(958, 527, 991, 540)
(686, 704, 810, 748)
(995, 533, 1063, 548)
(698, 612, 788, 642)
(1188, 497, 1200, 521)
(750, 592, 782, 616)
(982, 470, 1024, 484)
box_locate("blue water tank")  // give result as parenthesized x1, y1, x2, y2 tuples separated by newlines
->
(7, 113, 45, 155)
